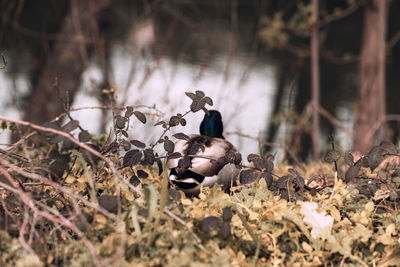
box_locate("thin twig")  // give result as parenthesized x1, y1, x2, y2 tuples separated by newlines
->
(227, 131, 306, 171)
(0, 115, 145, 197)
(0, 168, 102, 267)
(0, 53, 7, 69)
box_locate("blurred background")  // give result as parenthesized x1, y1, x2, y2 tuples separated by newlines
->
(0, 0, 399, 161)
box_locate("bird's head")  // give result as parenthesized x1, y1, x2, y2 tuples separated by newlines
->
(200, 110, 224, 138)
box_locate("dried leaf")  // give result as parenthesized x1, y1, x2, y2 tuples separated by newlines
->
(300, 202, 333, 239)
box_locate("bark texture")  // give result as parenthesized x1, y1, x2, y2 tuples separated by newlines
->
(353, 0, 387, 153)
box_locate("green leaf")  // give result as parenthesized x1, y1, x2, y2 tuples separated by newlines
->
(78, 130, 91, 142)
(345, 165, 360, 183)
(276, 176, 293, 189)
(133, 111, 146, 124)
(221, 221, 231, 240)
(123, 149, 142, 167)
(62, 120, 79, 132)
(195, 90, 205, 98)
(98, 195, 118, 214)
(154, 121, 165, 127)
(261, 171, 273, 187)
(125, 106, 134, 117)
(185, 92, 196, 100)
(190, 98, 206, 112)
(379, 140, 397, 154)
(143, 149, 155, 165)
(130, 140, 146, 148)
(222, 207, 233, 222)
(169, 116, 180, 127)
(122, 139, 131, 151)
(130, 175, 140, 186)
(288, 168, 299, 177)
(344, 151, 354, 166)
(324, 150, 341, 163)
(199, 216, 221, 233)
(137, 170, 149, 179)
(121, 130, 128, 138)
(173, 133, 190, 141)
(367, 146, 384, 171)
(239, 169, 259, 184)
(178, 156, 191, 169)
(115, 116, 127, 129)
(163, 139, 175, 153)
(204, 96, 213, 106)
(167, 152, 182, 159)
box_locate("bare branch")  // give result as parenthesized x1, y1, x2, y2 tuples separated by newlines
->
(0, 53, 7, 69)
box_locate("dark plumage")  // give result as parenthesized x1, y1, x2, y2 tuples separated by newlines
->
(168, 110, 240, 196)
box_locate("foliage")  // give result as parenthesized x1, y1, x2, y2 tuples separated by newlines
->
(1, 92, 400, 266)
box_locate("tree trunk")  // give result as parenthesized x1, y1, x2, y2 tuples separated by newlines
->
(310, 0, 320, 159)
(353, 0, 388, 153)
(24, 0, 111, 125)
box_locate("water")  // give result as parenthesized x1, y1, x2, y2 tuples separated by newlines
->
(71, 48, 277, 160)
(0, 15, 278, 160)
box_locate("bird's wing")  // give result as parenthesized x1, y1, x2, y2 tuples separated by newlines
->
(168, 135, 237, 177)
(167, 138, 188, 169)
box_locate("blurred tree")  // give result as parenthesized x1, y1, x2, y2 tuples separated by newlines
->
(260, 0, 400, 160)
(24, 0, 112, 125)
(353, 0, 388, 153)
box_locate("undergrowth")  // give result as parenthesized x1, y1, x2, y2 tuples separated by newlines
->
(0, 91, 399, 266)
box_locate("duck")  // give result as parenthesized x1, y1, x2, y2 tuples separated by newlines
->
(168, 110, 240, 196)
